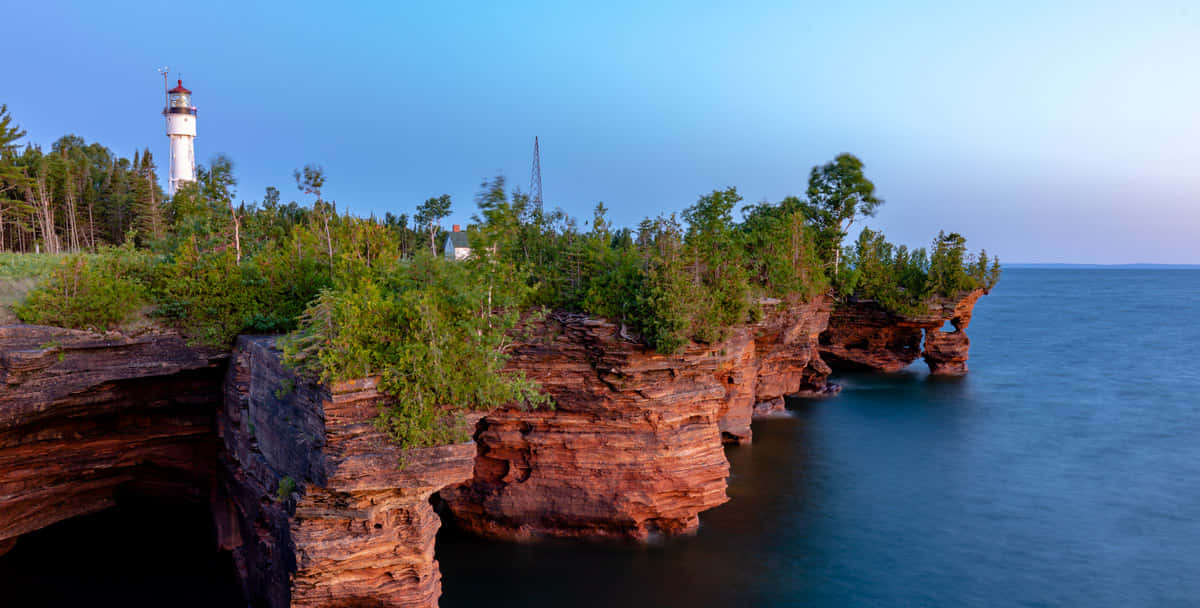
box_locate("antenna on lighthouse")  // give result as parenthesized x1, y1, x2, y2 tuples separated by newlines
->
(157, 66, 169, 106)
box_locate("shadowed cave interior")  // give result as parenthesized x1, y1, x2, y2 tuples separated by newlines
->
(0, 489, 243, 608)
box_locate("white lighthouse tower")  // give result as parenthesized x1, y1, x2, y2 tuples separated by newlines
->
(162, 79, 197, 197)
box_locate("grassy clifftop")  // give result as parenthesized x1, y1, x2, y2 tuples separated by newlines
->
(0, 253, 62, 324)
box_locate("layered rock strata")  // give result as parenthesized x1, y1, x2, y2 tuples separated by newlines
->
(714, 296, 838, 443)
(441, 297, 834, 542)
(921, 288, 985, 375)
(1, 287, 990, 606)
(819, 289, 986, 375)
(0, 325, 226, 552)
(217, 337, 475, 608)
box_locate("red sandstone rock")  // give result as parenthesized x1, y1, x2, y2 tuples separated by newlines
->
(0, 325, 225, 548)
(1, 289, 991, 606)
(715, 296, 835, 441)
(440, 317, 731, 541)
(820, 289, 986, 375)
(218, 337, 475, 608)
(921, 289, 985, 375)
(922, 329, 970, 375)
(441, 297, 833, 542)
(819, 301, 925, 372)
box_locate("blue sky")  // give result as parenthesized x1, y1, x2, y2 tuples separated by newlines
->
(4, 0, 1198, 263)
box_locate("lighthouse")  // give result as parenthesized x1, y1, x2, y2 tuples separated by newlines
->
(162, 79, 197, 197)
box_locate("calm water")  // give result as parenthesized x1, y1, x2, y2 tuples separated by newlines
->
(3, 270, 1198, 607)
(437, 269, 1200, 607)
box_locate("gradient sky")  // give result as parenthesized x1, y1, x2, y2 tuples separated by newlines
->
(4, 0, 1198, 263)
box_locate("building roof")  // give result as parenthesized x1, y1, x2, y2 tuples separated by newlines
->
(168, 80, 192, 94)
(447, 231, 470, 248)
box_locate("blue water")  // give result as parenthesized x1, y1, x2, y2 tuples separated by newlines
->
(437, 269, 1200, 607)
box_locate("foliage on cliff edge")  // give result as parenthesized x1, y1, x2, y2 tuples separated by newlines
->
(2, 101, 1004, 448)
(836, 229, 1001, 315)
(280, 254, 550, 448)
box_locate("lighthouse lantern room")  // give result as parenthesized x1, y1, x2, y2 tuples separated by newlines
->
(163, 79, 197, 197)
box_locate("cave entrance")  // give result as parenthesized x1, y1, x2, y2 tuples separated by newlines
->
(0, 486, 243, 607)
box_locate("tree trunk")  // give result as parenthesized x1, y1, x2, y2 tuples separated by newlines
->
(87, 202, 96, 250)
(228, 200, 242, 265)
(324, 211, 334, 279)
(832, 217, 853, 281)
(28, 182, 57, 254)
(65, 188, 79, 252)
(234, 214, 242, 264)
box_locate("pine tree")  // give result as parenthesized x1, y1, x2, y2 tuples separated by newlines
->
(135, 148, 164, 242)
(0, 104, 34, 251)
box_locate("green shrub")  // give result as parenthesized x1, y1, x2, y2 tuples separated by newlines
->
(630, 258, 693, 353)
(154, 237, 331, 346)
(281, 254, 550, 448)
(14, 250, 148, 330)
(275, 476, 297, 502)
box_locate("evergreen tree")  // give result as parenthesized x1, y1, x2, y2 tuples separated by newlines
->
(135, 149, 165, 242)
(0, 105, 33, 251)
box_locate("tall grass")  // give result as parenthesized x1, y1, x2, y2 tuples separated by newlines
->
(0, 253, 66, 324)
(0, 252, 65, 281)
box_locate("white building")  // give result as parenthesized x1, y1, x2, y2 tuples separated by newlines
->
(444, 224, 471, 260)
(163, 79, 197, 197)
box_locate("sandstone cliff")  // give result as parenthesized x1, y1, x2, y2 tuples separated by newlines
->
(0, 287, 989, 606)
(0, 325, 225, 554)
(218, 337, 475, 608)
(819, 289, 986, 375)
(440, 297, 834, 542)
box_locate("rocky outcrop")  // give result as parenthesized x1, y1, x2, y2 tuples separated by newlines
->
(0, 326, 477, 607)
(820, 301, 925, 372)
(715, 296, 838, 443)
(440, 297, 834, 542)
(921, 288, 985, 375)
(1, 286, 992, 606)
(820, 289, 986, 375)
(0, 325, 226, 551)
(217, 337, 475, 608)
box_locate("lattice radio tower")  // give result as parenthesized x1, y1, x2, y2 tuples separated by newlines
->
(529, 136, 543, 208)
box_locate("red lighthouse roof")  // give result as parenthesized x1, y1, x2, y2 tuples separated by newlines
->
(168, 79, 191, 94)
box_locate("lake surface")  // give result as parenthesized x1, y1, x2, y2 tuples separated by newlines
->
(3, 269, 1197, 607)
(437, 269, 1200, 607)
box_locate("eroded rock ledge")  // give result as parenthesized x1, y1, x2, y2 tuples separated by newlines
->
(218, 337, 475, 608)
(819, 289, 986, 375)
(439, 296, 834, 542)
(0, 325, 226, 555)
